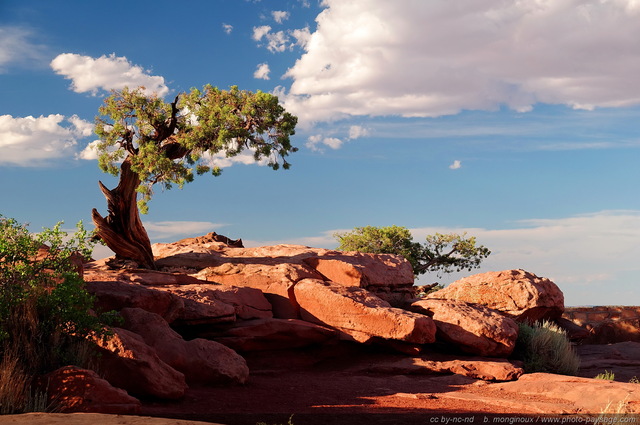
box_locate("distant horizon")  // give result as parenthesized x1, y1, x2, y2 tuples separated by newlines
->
(75, 229, 634, 308)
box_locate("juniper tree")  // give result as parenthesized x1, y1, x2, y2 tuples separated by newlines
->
(335, 225, 490, 277)
(92, 85, 297, 269)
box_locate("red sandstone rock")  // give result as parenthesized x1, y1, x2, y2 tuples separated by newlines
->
(410, 298, 518, 357)
(174, 297, 236, 325)
(207, 284, 274, 320)
(428, 269, 564, 321)
(211, 318, 338, 351)
(153, 239, 417, 315)
(196, 262, 321, 319)
(302, 252, 414, 288)
(294, 278, 436, 344)
(554, 317, 591, 341)
(85, 280, 184, 323)
(154, 283, 272, 324)
(361, 355, 523, 381)
(492, 373, 640, 413)
(44, 366, 141, 414)
(120, 308, 249, 385)
(93, 327, 187, 400)
(36, 244, 85, 277)
(577, 341, 640, 382)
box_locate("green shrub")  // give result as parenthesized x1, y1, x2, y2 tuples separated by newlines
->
(0, 216, 112, 413)
(594, 370, 616, 381)
(514, 320, 580, 376)
(256, 415, 295, 425)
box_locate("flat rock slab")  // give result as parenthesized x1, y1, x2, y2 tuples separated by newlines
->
(436, 391, 577, 415)
(0, 413, 220, 425)
(578, 341, 640, 382)
(355, 354, 523, 381)
(491, 372, 640, 413)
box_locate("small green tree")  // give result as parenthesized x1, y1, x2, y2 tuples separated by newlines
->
(92, 85, 298, 269)
(334, 225, 490, 277)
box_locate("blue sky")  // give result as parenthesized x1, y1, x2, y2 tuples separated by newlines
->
(1, 0, 640, 306)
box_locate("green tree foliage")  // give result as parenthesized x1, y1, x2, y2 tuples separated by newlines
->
(91, 85, 298, 268)
(334, 225, 490, 277)
(94, 85, 298, 214)
(0, 217, 110, 376)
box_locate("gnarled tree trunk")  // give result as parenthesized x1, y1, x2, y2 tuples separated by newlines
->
(92, 157, 155, 269)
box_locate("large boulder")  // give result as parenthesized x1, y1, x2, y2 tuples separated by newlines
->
(294, 278, 436, 344)
(302, 252, 415, 305)
(44, 366, 141, 414)
(120, 307, 249, 385)
(93, 327, 187, 400)
(428, 269, 564, 321)
(410, 298, 518, 357)
(195, 261, 321, 319)
(154, 283, 272, 325)
(85, 280, 184, 323)
(210, 318, 338, 351)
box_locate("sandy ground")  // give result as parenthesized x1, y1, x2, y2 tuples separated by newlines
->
(0, 413, 221, 425)
(2, 344, 637, 425)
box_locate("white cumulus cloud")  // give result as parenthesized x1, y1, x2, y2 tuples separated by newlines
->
(0, 114, 93, 166)
(253, 25, 312, 53)
(348, 125, 370, 140)
(282, 0, 640, 125)
(449, 160, 462, 170)
(76, 140, 101, 160)
(222, 23, 234, 34)
(50, 53, 169, 96)
(290, 27, 312, 49)
(254, 62, 271, 80)
(272, 10, 290, 24)
(201, 147, 272, 169)
(252, 25, 272, 41)
(306, 134, 343, 151)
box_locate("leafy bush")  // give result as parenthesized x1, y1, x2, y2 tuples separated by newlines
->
(0, 216, 112, 413)
(514, 320, 580, 376)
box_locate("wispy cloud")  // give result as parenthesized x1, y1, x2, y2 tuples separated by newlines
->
(144, 221, 226, 240)
(0, 26, 46, 71)
(50, 53, 169, 96)
(222, 23, 233, 34)
(449, 160, 462, 170)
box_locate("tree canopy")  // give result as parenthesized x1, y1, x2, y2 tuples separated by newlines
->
(334, 225, 490, 278)
(91, 85, 298, 268)
(94, 85, 298, 213)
